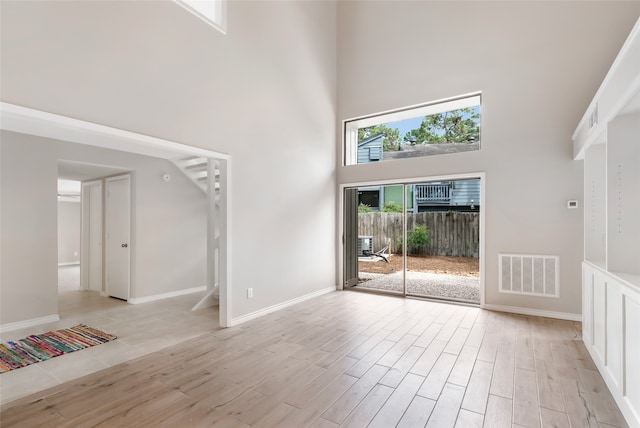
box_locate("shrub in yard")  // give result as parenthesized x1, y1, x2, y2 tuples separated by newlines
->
(382, 201, 403, 213)
(358, 203, 372, 213)
(396, 224, 430, 255)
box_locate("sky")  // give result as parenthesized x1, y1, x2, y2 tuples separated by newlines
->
(387, 116, 423, 140)
(383, 106, 480, 141)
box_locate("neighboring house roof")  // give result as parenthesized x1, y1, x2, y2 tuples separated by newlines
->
(357, 133, 384, 147)
(384, 141, 480, 159)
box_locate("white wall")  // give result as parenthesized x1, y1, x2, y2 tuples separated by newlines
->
(0, 130, 208, 324)
(0, 1, 338, 322)
(336, 2, 640, 317)
(0, 138, 59, 324)
(58, 201, 81, 265)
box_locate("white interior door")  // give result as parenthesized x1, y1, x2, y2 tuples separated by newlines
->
(105, 175, 131, 300)
(88, 184, 103, 292)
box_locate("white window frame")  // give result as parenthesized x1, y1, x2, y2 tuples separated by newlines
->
(343, 92, 481, 166)
(174, 0, 227, 34)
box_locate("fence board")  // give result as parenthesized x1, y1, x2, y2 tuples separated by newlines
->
(358, 212, 479, 258)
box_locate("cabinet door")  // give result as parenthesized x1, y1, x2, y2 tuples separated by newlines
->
(583, 264, 594, 347)
(624, 290, 640, 420)
(593, 270, 607, 364)
(606, 280, 622, 388)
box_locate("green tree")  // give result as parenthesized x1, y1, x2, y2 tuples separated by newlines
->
(358, 125, 401, 151)
(404, 107, 479, 144)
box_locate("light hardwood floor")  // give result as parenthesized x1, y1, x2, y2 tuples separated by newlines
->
(0, 266, 219, 405)
(0, 291, 627, 427)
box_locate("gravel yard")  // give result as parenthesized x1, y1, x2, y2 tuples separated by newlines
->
(356, 255, 480, 303)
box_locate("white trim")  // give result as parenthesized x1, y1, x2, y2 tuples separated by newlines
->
(0, 102, 230, 161)
(483, 303, 581, 322)
(173, 0, 227, 35)
(572, 18, 640, 141)
(128, 286, 207, 305)
(572, 17, 640, 159)
(58, 262, 80, 267)
(0, 314, 60, 333)
(228, 287, 336, 327)
(219, 159, 232, 327)
(0, 102, 232, 329)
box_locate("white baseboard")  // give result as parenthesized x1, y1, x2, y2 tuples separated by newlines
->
(0, 314, 60, 333)
(229, 286, 336, 327)
(483, 303, 581, 321)
(58, 262, 80, 267)
(127, 286, 207, 305)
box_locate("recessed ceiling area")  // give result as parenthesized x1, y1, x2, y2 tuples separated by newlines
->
(58, 159, 130, 181)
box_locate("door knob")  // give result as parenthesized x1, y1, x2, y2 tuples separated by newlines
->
(121, 243, 128, 248)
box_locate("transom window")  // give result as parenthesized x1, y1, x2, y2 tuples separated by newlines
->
(344, 93, 481, 166)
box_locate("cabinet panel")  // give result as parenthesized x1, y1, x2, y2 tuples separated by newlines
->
(585, 144, 607, 267)
(583, 264, 594, 346)
(593, 271, 607, 363)
(624, 294, 640, 422)
(607, 112, 640, 280)
(606, 280, 622, 388)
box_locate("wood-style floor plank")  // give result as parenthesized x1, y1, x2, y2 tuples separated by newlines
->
(461, 359, 494, 414)
(367, 372, 424, 428)
(456, 409, 484, 428)
(425, 382, 466, 428)
(0, 291, 629, 428)
(484, 394, 512, 428)
(321, 364, 388, 424)
(396, 395, 436, 428)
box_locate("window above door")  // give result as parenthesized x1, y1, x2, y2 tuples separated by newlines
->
(343, 93, 481, 166)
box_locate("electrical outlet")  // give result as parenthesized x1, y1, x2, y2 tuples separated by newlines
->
(247, 288, 253, 299)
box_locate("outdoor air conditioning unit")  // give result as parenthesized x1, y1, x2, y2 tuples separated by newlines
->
(358, 236, 373, 256)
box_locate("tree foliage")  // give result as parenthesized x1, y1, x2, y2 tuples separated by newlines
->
(396, 224, 430, 255)
(404, 108, 479, 144)
(358, 203, 372, 214)
(358, 125, 401, 151)
(382, 201, 403, 213)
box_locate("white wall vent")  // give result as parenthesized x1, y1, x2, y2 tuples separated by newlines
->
(499, 254, 559, 298)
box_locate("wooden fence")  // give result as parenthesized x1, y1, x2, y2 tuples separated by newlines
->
(358, 212, 479, 258)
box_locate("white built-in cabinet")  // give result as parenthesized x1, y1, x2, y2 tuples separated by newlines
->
(575, 17, 640, 427)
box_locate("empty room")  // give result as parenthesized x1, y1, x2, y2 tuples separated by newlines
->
(1, 1, 639, 427)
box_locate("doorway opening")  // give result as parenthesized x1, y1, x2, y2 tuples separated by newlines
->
(57, 178, 82, 293)
(1, 102, 231, 327)
(343, 176, 483, 305)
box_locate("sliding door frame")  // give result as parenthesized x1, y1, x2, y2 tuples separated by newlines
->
(338, 172, 486, 308)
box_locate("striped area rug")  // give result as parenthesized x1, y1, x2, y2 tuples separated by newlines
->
(0, 324, 117, 373)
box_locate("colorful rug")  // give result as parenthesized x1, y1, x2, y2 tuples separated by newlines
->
(0, 324, 117, 373)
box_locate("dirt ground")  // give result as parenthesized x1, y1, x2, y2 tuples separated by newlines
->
(358, 254, 479, 277)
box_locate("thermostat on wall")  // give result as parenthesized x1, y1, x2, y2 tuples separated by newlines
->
(567, 200, 579, 209)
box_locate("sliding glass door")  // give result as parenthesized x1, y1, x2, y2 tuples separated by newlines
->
(344, 184, 405, 295)
(344, 179, 480, 305)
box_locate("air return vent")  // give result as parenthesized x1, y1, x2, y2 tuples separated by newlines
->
(499, 254, 559, 298)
